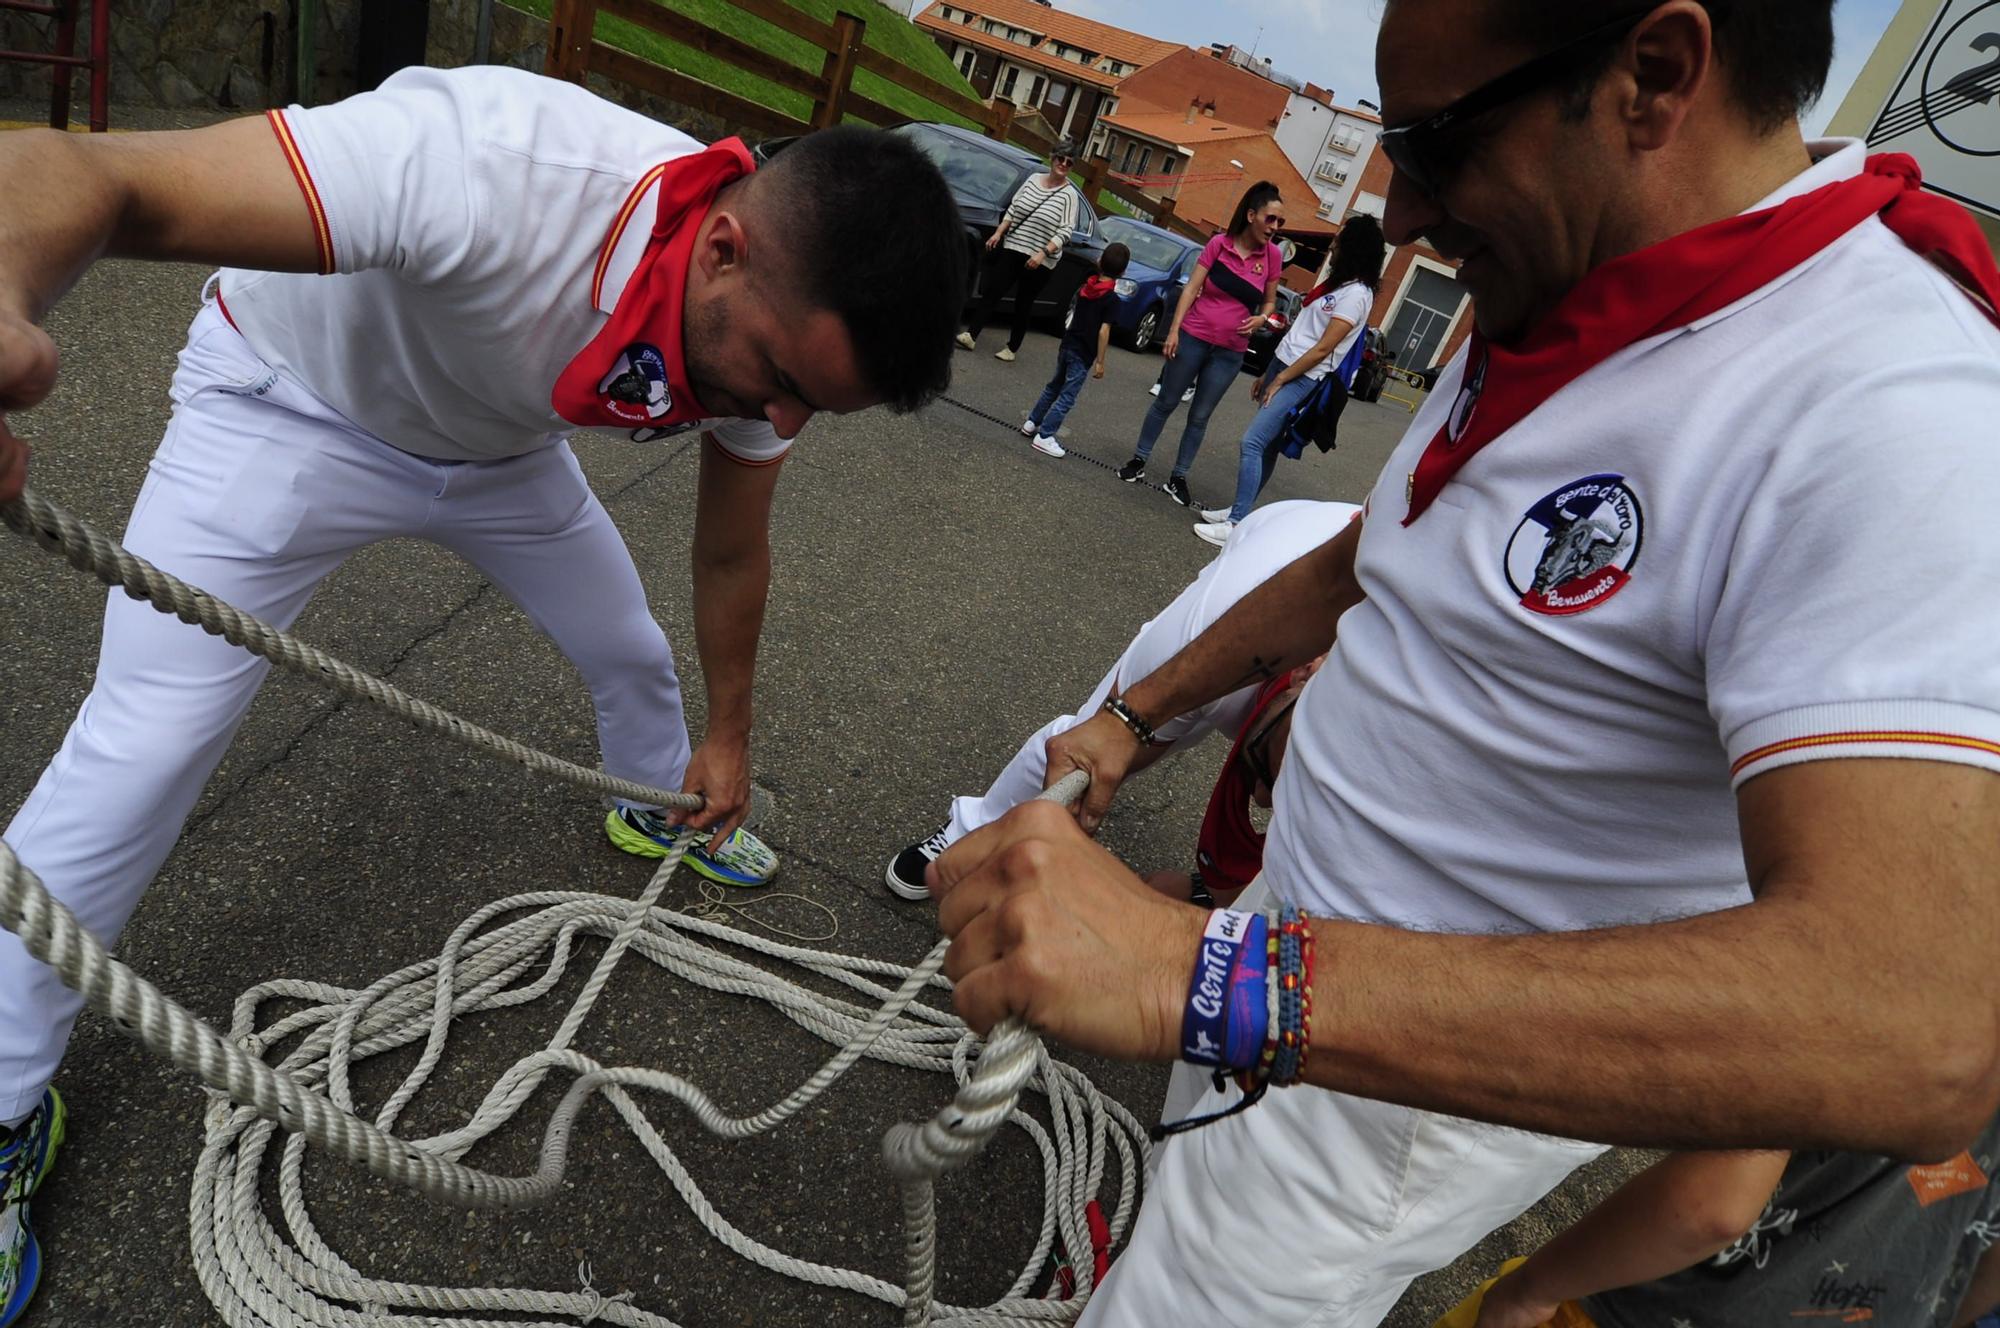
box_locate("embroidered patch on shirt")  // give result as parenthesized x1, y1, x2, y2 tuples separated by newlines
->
(1907, 1151, 1988, 1206)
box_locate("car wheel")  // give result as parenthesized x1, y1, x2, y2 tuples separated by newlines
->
(1132, 307, 1160, 353)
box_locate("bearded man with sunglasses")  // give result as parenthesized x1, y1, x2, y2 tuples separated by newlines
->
(925, 2, 2000, 1325)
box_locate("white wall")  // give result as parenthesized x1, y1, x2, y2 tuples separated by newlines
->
(1274, 94, 1334, 183)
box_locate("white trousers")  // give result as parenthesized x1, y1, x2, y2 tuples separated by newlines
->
(0, 303, 690, 1120)
(945, 500, 1357, 845)
(1080, 886, 1604, 1328)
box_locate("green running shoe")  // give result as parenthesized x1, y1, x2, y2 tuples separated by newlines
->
(0, 1087, 65, 1327)
(605, 807, 779, 887)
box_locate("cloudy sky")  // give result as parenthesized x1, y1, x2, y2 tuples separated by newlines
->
(1057, 0, 1905, 135)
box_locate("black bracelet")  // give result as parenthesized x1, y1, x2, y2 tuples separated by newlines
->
(1101, 696, 1157, 745)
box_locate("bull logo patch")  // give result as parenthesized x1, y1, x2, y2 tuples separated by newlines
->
(597, 343, 672, 423)
(1504, 474, 1643, 616)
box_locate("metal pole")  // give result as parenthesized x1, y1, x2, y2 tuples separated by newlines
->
(473, 0, 494, 64)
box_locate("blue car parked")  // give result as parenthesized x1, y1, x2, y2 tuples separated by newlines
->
(1095, 215, 1203, 354)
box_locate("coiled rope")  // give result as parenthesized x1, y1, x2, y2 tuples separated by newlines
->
(0, 487, 1151, 1326)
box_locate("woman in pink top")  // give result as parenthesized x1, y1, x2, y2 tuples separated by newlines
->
(1116, 182, 1286, 508)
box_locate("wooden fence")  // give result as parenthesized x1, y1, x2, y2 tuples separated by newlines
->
(543, 0, 1207, 240)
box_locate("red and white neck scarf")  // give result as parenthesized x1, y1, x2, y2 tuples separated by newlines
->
(552, 137, 756, 431)
(1405, 153, 2000, 524)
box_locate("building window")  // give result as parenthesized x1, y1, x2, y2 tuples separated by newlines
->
(1119, 139, 1138, 173)
(1160, 155, 1179, 176)
(1001, 66, 1019, 99)
(1135, 146, 1151, 175)
(1029, 74, 1045, 104)
(1352, 191, 1387, 220)
(1314, 160, 1348, 186)
(1330, 130, 1363, 154)
(983, 18, 997, 33)
(958, 47, 976, 78)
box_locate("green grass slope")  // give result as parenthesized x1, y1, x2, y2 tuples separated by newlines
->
(508, 0, 984, 129)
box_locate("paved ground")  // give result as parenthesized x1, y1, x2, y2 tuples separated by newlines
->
(0, 112, 1642, 1328)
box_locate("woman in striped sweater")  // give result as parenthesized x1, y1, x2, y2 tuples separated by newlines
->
(956, 141, 1083, 362)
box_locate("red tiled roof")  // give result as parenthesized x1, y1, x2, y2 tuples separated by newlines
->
(914, 1, 1182, 90)
(1099, 109, 1266, 146)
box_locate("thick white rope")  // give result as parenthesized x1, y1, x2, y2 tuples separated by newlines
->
(0, 488, 1151, 1326)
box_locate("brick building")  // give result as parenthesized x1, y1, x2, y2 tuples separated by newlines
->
(1109, 47, 1381, 222)
(913, 0, 1180, 147)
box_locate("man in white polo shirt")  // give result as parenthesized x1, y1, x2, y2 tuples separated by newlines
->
(0, 65, 964, 1320)
(928, 1, 2000, 1324)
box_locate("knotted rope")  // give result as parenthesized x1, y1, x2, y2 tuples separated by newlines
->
(0, 487, 1150, 1326)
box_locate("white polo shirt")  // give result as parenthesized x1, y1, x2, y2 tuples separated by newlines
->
(1265, 140, 2000, 934)
(1275, 280, 1372, 381)
(216, 65, 787, 466)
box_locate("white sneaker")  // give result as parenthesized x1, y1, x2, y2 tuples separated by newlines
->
(1192, 520, 1235, 547)
(1031, 435, 1067, 457)
(1180, 386, 1196, 404)
(1199, 506, 1232, 523)
(955, 332, 976, 350)
(995, 347, 1017, 362)
(1020, 419, 1038, 436)
(1148, 382, 1162, 397)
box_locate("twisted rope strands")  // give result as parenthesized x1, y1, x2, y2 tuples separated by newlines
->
(0, 488, 1151, 1325)
(0, 488, 701, 813)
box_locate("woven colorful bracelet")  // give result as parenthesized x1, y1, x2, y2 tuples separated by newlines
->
(1296, 913, 1317, 1079)
(1272, 911, 1305, 1085)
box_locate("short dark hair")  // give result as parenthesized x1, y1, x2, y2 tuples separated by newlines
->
(1326, 215, 1386, 295)
(1484, 0, 1834, 133)
(755, 125, 967, 412)
(1099, 242, 1130, 279)
(1227, 181, 1283, 240)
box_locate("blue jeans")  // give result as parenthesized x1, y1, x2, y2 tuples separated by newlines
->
(1229, 364, 1318, 522)
(1132, 331, 1244, 478)
(1029, 347, 1091, 436)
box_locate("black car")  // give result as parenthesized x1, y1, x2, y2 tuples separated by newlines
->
(884, 122, 1108, 325)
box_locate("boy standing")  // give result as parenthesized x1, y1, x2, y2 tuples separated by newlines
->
(1020, 243, 1128, 458)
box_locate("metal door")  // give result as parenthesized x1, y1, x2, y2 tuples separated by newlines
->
(1383, 265, 1462, 371)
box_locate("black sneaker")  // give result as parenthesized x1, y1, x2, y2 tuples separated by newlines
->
(885, 826, 951, 901)
(1164, 475, 1192, 507)
(1116, 458, 1146, 483)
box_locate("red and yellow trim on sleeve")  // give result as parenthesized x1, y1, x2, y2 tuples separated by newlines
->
(1731, 730, 2000, 778)
(266, 110, 334, 275)
(591, 162, 669, 309)
(703, 432, 787, 467)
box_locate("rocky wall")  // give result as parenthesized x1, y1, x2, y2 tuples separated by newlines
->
(0, 0, 360, 115)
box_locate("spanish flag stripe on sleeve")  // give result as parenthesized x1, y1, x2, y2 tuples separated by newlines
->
(1731, 730, 2000, 777)
(592, 163, 668, 309)
(266, 110, 334, 276)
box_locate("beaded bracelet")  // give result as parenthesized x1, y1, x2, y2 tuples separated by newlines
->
(1101, 696, 1158, 746)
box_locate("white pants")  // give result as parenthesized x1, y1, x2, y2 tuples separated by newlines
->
(0, 302, 690, 1120)
(1079, 878, 1605, 1328)
(945, 500, 1357, 845)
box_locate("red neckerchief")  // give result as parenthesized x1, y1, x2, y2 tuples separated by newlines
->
(1404, 152, 2000, 524)
(1078, 275, 1117, 300)
(1194, 675, 1301, 896)
(552, 138, 755, 430)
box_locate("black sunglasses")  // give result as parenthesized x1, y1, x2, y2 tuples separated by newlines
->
(1377, 3, 1715, 198)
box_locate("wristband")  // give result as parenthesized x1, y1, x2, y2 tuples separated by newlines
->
(1101, 696, 1157, 745)
(1179, 909, 1267, 1069)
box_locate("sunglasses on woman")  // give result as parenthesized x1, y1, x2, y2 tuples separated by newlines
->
(1377, 2, 1723, 199)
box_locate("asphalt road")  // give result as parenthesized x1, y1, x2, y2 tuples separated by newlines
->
(0, 221, 1642, 1324)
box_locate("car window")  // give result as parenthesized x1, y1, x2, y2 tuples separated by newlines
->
(891, 124, 1025, 209)
(1071, 192, 1098, 242)
(1098, 217, 1192, 274)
